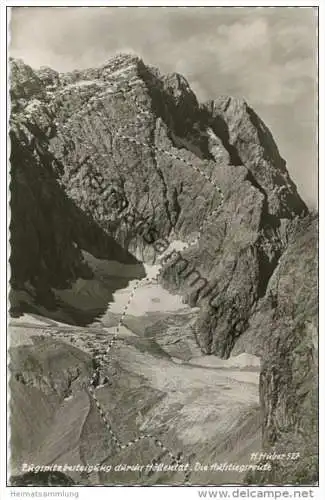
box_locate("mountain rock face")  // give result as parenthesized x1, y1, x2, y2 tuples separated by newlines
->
(9, 54, 317, 484)
(10, 59, 144, 320)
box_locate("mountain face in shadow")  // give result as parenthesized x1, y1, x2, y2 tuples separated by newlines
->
(9, 55, 317, 484)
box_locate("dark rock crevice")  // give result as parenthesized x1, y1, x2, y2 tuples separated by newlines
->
(200, 101, 242, 166)
(139, 63, 215, 162)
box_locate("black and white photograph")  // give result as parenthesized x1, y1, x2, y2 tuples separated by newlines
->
(2, 3, 321, 494)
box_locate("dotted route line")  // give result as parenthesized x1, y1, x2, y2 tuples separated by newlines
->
(85, 275, 191, 484)
(84, 84, 224, 248)
(17, 79, 226, 486)
(81, 85, 225, 485)
(83, 254, 195, 483)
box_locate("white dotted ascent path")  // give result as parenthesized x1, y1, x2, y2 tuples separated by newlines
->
(86, 271, 192, 481)
(116, 85, 224, 249)
(79, 83, 225, 486)
(28, 80, 225, 485)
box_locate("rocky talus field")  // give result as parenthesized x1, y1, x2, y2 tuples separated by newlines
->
(8, 54, 318, 486)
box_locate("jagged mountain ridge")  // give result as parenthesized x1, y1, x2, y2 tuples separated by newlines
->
(9, 54, 318, 484)
(10, 54, 308, 351)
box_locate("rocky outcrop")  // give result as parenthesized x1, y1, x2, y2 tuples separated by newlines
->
(9, 54, 317, 484)
(10, 337, 92, 399)
(202, 97, 307, 218)
(9, 337, 93, 474)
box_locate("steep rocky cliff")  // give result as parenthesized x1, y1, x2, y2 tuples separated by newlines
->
(9, 54, 317, 484)
(242, 214, 318, 484)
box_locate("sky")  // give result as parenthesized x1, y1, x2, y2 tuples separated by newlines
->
(9, 6, 318, 207)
